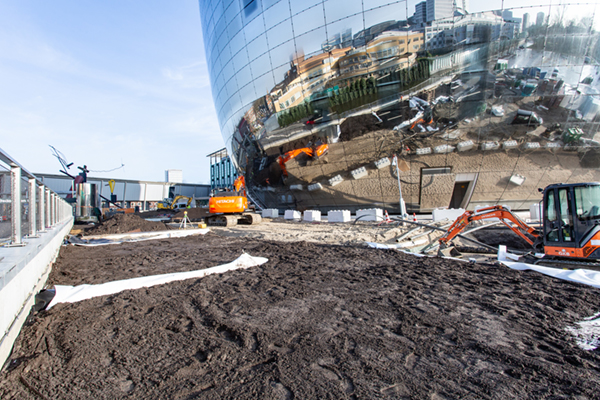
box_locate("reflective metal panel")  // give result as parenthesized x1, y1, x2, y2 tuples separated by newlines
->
(199, 0, 600, 212)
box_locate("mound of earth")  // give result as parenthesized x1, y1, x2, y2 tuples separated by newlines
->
(82, 213, 170, 236)
(339, 114, 381, 141)
(2, 234, 599, 399)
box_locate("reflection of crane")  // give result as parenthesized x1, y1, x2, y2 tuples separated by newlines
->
(207, 176, 262, 226)
(439, 182, 600, 268)
(277, 143, 329, 177)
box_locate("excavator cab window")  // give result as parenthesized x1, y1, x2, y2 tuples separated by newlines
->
(545, 190, 559, 242)
(558, 188, 574, 242)
(574, 185, 600, 221)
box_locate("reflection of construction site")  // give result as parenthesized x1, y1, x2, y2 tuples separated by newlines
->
(246, 67, 600, 213)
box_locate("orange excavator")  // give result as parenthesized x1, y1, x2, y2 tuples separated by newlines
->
(277, 143, 329, 177)
(438, 182, 600, 268)
(207, 176, 262, 226)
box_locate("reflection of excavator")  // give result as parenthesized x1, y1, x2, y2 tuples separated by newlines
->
(439, 182, 600, 267)
(207, 176, 262, 226)
(408, 107, 434, 131)
(277, 143, 329, 177)
(157, 195, 192, 211)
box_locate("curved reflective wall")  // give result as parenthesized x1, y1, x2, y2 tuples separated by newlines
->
(199, 0, 600, 212)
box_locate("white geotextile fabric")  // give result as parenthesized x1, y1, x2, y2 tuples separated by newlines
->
(73, 228, 210, 246)
(497, 245, 600, 289)
(47, 253, 268, 309)
(566, 313, 600, 351)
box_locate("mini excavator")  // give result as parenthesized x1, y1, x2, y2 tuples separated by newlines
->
(207, 176, 262, 227)
(438, 182, 600, 268)
(277, 143, 329, 177)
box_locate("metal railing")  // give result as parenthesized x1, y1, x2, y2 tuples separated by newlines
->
(0, 147, 72, 246)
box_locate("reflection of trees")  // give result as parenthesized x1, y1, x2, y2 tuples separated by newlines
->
(277, 102, 315, 128)
(329, 77, 378, 113)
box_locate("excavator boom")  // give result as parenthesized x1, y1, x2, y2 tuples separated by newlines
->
(439, 205, 540, 247)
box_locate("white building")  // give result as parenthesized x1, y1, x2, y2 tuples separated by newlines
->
(426, 0, 453, 22)
(424, 12, 503, 51)
(165, 169, 183, 183)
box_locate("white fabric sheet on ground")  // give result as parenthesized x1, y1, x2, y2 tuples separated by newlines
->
(566, 313, 600, 351)
(71, 228, 210, 246)
(47, 253, 268, 309)
(497, 245, 600, 289)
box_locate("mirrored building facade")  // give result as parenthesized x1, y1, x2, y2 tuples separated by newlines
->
(199, 0, 600, 212)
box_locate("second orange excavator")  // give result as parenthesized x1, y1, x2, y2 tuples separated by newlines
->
(207, 176, 262, 227)
(277, 143, 329, 178)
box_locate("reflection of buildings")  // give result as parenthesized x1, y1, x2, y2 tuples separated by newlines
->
(423, 12, 503, 50)
(199, 0, 600, 214)
(522, 13, 530, 32)
(536, 12, 545, 26)
(271, 48, 348, 112)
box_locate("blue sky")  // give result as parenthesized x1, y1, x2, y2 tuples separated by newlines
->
(0, 1, 222, 184)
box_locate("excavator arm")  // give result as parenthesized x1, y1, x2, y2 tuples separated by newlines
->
(277, 144, 329, 177)
(439, 205, 540, 247)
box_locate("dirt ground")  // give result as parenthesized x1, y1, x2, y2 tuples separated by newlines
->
(2, 220, 600, 399)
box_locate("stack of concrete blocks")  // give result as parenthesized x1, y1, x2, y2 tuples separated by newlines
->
(351, 167, 368, 180)
(416, 147, 432, 155)
(308, 183, 323, 191)
(328, 175, 343, 186)
(432, 208, 465, 222)
(523, 142, 540, 150)
(303, 210, 321, 222)
(262, 209, 279, 219)
(545, 142, 561, 149)
(356, 208, 383, 222)
(374, 157, 391, 169)
(502, 140, 519, 150)
(290, 184, 303, 191)
(434, 144, 455, 154)
(456, 140, 474, 152)
(284, 210, 301, 220)
(328, 210, 351, 223)
(481, 141, 500, 151)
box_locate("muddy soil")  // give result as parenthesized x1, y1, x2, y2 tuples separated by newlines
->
(2, 232, 600, 399)
(83, 213, 171, 236)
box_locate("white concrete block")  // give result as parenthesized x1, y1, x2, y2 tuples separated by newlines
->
(289, 184, 303, 191)
(545, 142, 561, 149)
(328, 175, 343, 186)
(308, 183, 323, 191)
(356, 208, 383, 222)
(432, 208, 465, 222)
(416, 147, 432, 155)
(374, 157, 391, 169)
(351, 166, 368, 180)
(481, 141, 500, 151)
(530, 203, 542, 220)
(456, 140, 474, 152)
(509, 174, 526, 186)
(261, 209, 279, 218)
(303, 210, 321, 222)
(523, 142, 540, 149)
(502, 140, 519, 150)
(328, 210, 351, 223)
(284, 210, 301, 220)
(434, 144, 455, 154)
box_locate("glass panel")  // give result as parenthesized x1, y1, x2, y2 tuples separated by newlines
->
(575, 186, 600, 221)
(227, 12, 244, 39)
(293, 27, 327, 59)
(21, 176, 30, 237)
(558, 188, 573, 242)
(0, 168, 10, 241)
(268, 39, 296, 67)
(290, 0, 322, 16)
(324, 0, 363, 23)
(266, 19, 294, 48)
(236, 64, 254, 89)
(229, 30, 246, 60)
(363, 0, 402, 12)
(247, 34, 269, 63)
(244, 12, 267, 42)
(263, 0, 290, 31)
(363, 3, 407, 28)
(232, 47, 250, 70)
(291, 6, 325, 36)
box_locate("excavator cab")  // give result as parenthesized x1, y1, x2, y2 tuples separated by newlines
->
(541, 183, 600, 259)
